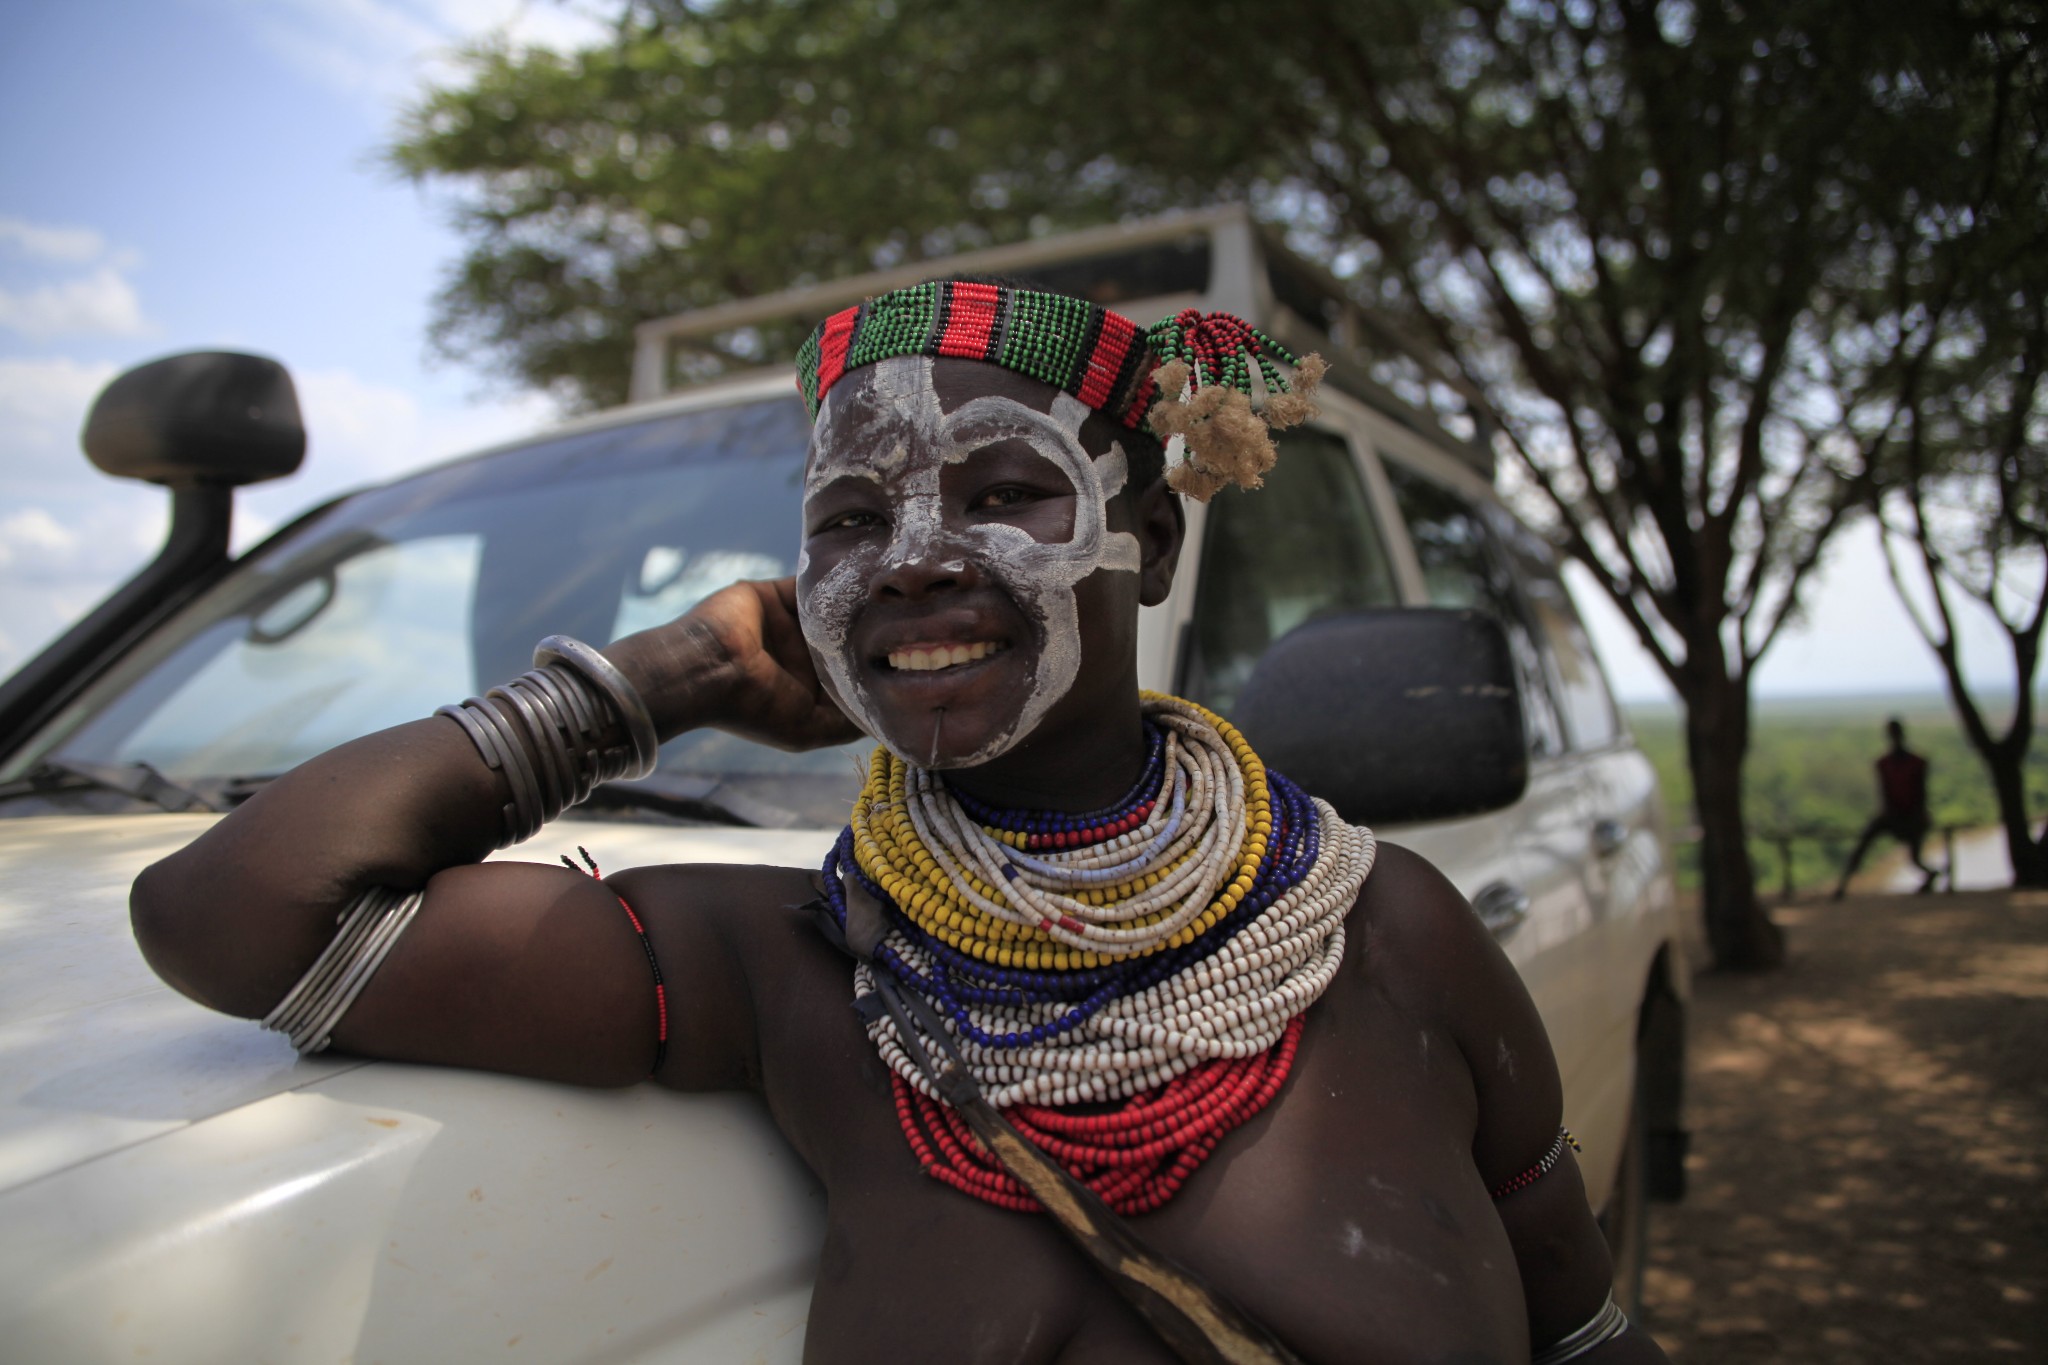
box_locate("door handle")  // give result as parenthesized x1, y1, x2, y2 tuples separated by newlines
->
(1592, 818, 1628, 857)
(1473, 881, 1531, 941)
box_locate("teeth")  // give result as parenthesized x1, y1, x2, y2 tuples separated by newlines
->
(888, 641, 1004, 672)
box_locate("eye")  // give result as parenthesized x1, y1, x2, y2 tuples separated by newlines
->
(971, 485, 1041, 511)
(815, 508, 884, 533)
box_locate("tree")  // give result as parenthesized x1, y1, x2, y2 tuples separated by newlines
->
(1856, 17, 2048, 886)
(1877, 330, 2048, 886)
(388, 2, 1181, 407)
(392, 0, 2016, 966)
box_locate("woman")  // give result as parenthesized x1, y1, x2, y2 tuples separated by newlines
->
(133, 281, 1667, 1364)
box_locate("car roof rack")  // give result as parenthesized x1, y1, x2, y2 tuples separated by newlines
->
(628, 204, 1493, 476)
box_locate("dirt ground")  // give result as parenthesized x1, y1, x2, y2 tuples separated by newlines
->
(1642, 888, 2048, 1361)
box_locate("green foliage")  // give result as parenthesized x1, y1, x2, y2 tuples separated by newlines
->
(1629, 696, 2048, 891)
(389, 0, 2044, 953)
(388, 0, 1247, 407)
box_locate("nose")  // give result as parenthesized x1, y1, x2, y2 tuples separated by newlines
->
(869, 492, 980, 600)
(873, 547, 978, 600)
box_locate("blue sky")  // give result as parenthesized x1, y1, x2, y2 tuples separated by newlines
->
(0, 0, 2026, 703)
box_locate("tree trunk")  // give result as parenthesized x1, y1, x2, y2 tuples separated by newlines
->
(1681, 673, 1786, 970)
(1987, 754, 2048, 889)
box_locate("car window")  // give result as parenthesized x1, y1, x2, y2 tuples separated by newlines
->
(1381, 462, 1566, 758)
(21, 396, 869, 825)
(1481, 509, 1621, 751)
(79, 535, 483, 779)
(1180, 427, 1400, 715)
(1528, 584, 1619, 749)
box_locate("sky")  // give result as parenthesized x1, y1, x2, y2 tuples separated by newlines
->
(0, 0, 2028, 705)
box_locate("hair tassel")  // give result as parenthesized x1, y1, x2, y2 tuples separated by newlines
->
(1142, 311, 1323, 502)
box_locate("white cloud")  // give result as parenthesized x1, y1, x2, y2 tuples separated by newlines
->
(290, 363, 555, 477)
(0, 356, 118, 465)
(0, 265, 150, 340)
(0, 508, 79, 565)
(0, 352, 552, 672)
(236, 365, 556, 550)
(228, 0, 613, 107)
(0, 501, 158, 583)
(0, 355, 125, 510)
(0, 214, 149, 341)
(0, 216, 108, 264)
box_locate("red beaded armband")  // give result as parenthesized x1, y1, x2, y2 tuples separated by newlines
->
(1490, 1127, 1580, 1200)
(564, 847, 669, 1074)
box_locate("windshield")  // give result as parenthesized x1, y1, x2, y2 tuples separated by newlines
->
(8, 393, 867, 826)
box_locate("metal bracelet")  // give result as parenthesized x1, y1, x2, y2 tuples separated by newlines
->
(437, 701, 525, 838)
(465, 693, 548, 841)
(519, 666, 604, 797)
(262, 886, 426, 1053)
(492, 678, 574, 817)
(434, 636, 661, 847)
(534, 635, 661, 780)
(1531, 1294, 1629, 1365)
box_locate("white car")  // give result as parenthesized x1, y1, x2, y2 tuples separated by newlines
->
(0, 208, 1688, 1363)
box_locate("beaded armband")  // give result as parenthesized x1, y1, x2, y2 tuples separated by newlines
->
(562, 846, 670, 1074)
(1489, 1126, 1581, 1200)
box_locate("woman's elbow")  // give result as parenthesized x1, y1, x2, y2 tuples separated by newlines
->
(130, 854, 252, 1017)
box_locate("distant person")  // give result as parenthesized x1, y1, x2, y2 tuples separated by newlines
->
(1834, 718, 1938, 899)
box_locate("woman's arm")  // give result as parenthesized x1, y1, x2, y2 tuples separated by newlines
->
(130, 577, 858, 1086)
(1356, 845, 1672, 1364)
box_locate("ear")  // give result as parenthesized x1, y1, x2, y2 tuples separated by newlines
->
(1135, 479, 1185, 608)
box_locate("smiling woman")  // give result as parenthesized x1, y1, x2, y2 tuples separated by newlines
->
(797, 353, 1155, 772)
(124, 277, 1669, 1365)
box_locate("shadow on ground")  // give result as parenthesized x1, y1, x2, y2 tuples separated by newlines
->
(1644, 889, 2047, 1361)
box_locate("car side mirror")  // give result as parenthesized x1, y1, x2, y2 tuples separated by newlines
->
(1231, 609, 1528, 826)
(81, 350, 305, 488)
(0, 352, 308, 756)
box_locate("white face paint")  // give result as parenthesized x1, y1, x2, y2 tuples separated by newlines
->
(798, 356, 1142, 768)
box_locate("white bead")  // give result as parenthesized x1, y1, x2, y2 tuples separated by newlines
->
(854, 705, 1376, 1109)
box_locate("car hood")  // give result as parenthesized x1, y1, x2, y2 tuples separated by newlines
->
(0, 814, 837, 1363)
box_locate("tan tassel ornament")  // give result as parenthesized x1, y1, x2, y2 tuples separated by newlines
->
(1141, 310, 1326, 502)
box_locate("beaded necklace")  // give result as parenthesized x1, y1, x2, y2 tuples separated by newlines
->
(823, 693, 1376, 1214)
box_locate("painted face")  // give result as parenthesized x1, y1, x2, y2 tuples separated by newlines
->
(797, 356, 1142, 768)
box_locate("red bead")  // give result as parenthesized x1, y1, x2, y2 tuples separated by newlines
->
(888, 1017, 1308, 1215)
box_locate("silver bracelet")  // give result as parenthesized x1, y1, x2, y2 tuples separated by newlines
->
(534, 635, 661, 776)
(1532, 1293, 1629, 1365)
(435, 635, 661, 847)
(262, 886, 426, 1053)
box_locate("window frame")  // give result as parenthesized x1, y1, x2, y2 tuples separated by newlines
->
(1371, 447, 1574, 765)
(1171, 418, 1407, 715)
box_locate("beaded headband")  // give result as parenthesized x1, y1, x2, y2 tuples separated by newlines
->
(796, 281, 1327, 501)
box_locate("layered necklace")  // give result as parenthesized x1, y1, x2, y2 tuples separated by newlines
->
(822, 693, 1376, 1214)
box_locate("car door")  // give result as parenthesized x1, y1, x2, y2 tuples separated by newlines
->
(1377, 464, 1612, 1188)
(1494, 527, 1671, 1179)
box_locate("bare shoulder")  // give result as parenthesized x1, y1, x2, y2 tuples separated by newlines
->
(1342, 839, 1564, 1179)
(603, 860, 843, 1089)
(1342, 841, 1497, 1019)
(606, 859, 823, 949)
